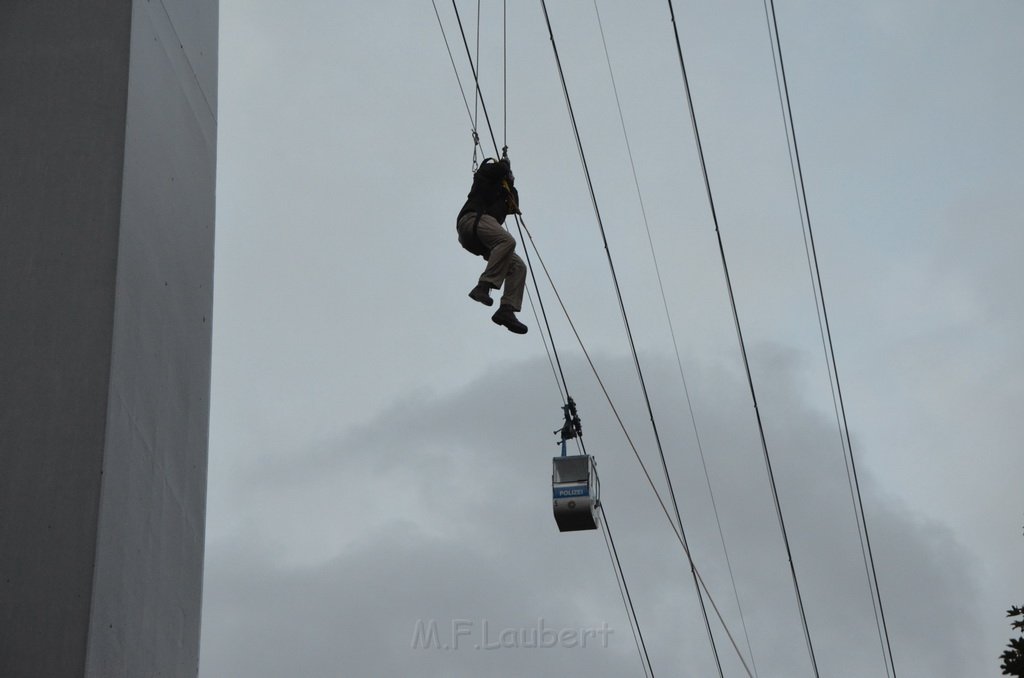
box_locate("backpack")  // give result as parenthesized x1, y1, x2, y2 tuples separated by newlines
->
(459, 158, 508, 258)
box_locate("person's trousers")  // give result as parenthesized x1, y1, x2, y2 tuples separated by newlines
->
(456, 213, 526, 312)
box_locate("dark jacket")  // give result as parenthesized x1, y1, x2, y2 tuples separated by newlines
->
(457, 159, 519, 225)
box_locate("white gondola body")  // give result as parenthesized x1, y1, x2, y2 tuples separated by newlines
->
(552, 455, 600, 532)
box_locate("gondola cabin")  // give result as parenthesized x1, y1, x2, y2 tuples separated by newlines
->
(552, 454, 599, 532)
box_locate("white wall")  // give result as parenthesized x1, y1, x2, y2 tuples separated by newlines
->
(0, 1, 217, 676)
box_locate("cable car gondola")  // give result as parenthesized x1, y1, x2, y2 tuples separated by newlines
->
(552, 454, 599, 532)
(551, 398, 599, 532)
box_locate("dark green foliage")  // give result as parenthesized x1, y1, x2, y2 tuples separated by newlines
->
(1002, 605, 1024, 676)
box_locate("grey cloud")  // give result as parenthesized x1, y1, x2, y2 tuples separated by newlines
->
(201, 350, 983, 677)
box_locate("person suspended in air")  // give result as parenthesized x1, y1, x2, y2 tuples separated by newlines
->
(456, 157, 528, 335)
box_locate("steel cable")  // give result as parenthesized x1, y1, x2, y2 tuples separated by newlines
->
(664, 0, 820, 673)
(538, 2, 726, 675)
(760, 1, 896, 673)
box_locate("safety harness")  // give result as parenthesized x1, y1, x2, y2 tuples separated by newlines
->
(459, 157, 512, 258)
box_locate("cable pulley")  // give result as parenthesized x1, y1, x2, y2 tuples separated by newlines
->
(554, 395, 582, 456)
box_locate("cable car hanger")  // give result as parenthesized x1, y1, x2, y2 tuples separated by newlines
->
(554, 396, 582, 457)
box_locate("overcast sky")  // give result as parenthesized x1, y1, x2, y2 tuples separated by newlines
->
(202, 1, 1023, 676)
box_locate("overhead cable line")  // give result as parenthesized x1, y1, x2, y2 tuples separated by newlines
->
(528, 288, 568, 403)
(516, 214, 755, 678)
(538, 2, 726, 675)
(449, 1, 500, 155)
(449, 1, 594, 459)
(446, 0, 570, 409)
(430, 0, 479, 157)
(472, 0, 482, 168)
(663, 1, 821, 674)
(503, 0, 508, 148)
(600, 502, 655, 678)
(591, 2, 760, 674)
(433, 7, 749, 675)
(759, 2, 896, 674)
(472, 80, 755, 675)
(435, 0, 574, 412)
(473, 0, 481, 129)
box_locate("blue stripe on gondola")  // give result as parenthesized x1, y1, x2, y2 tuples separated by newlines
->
(553, 486, 589, 499)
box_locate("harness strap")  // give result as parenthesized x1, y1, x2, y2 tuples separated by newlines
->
(457, 210, 490, 258)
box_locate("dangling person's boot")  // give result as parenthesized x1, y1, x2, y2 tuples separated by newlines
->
(468, 282, 493, 306)
(491, 304, 528, 334)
